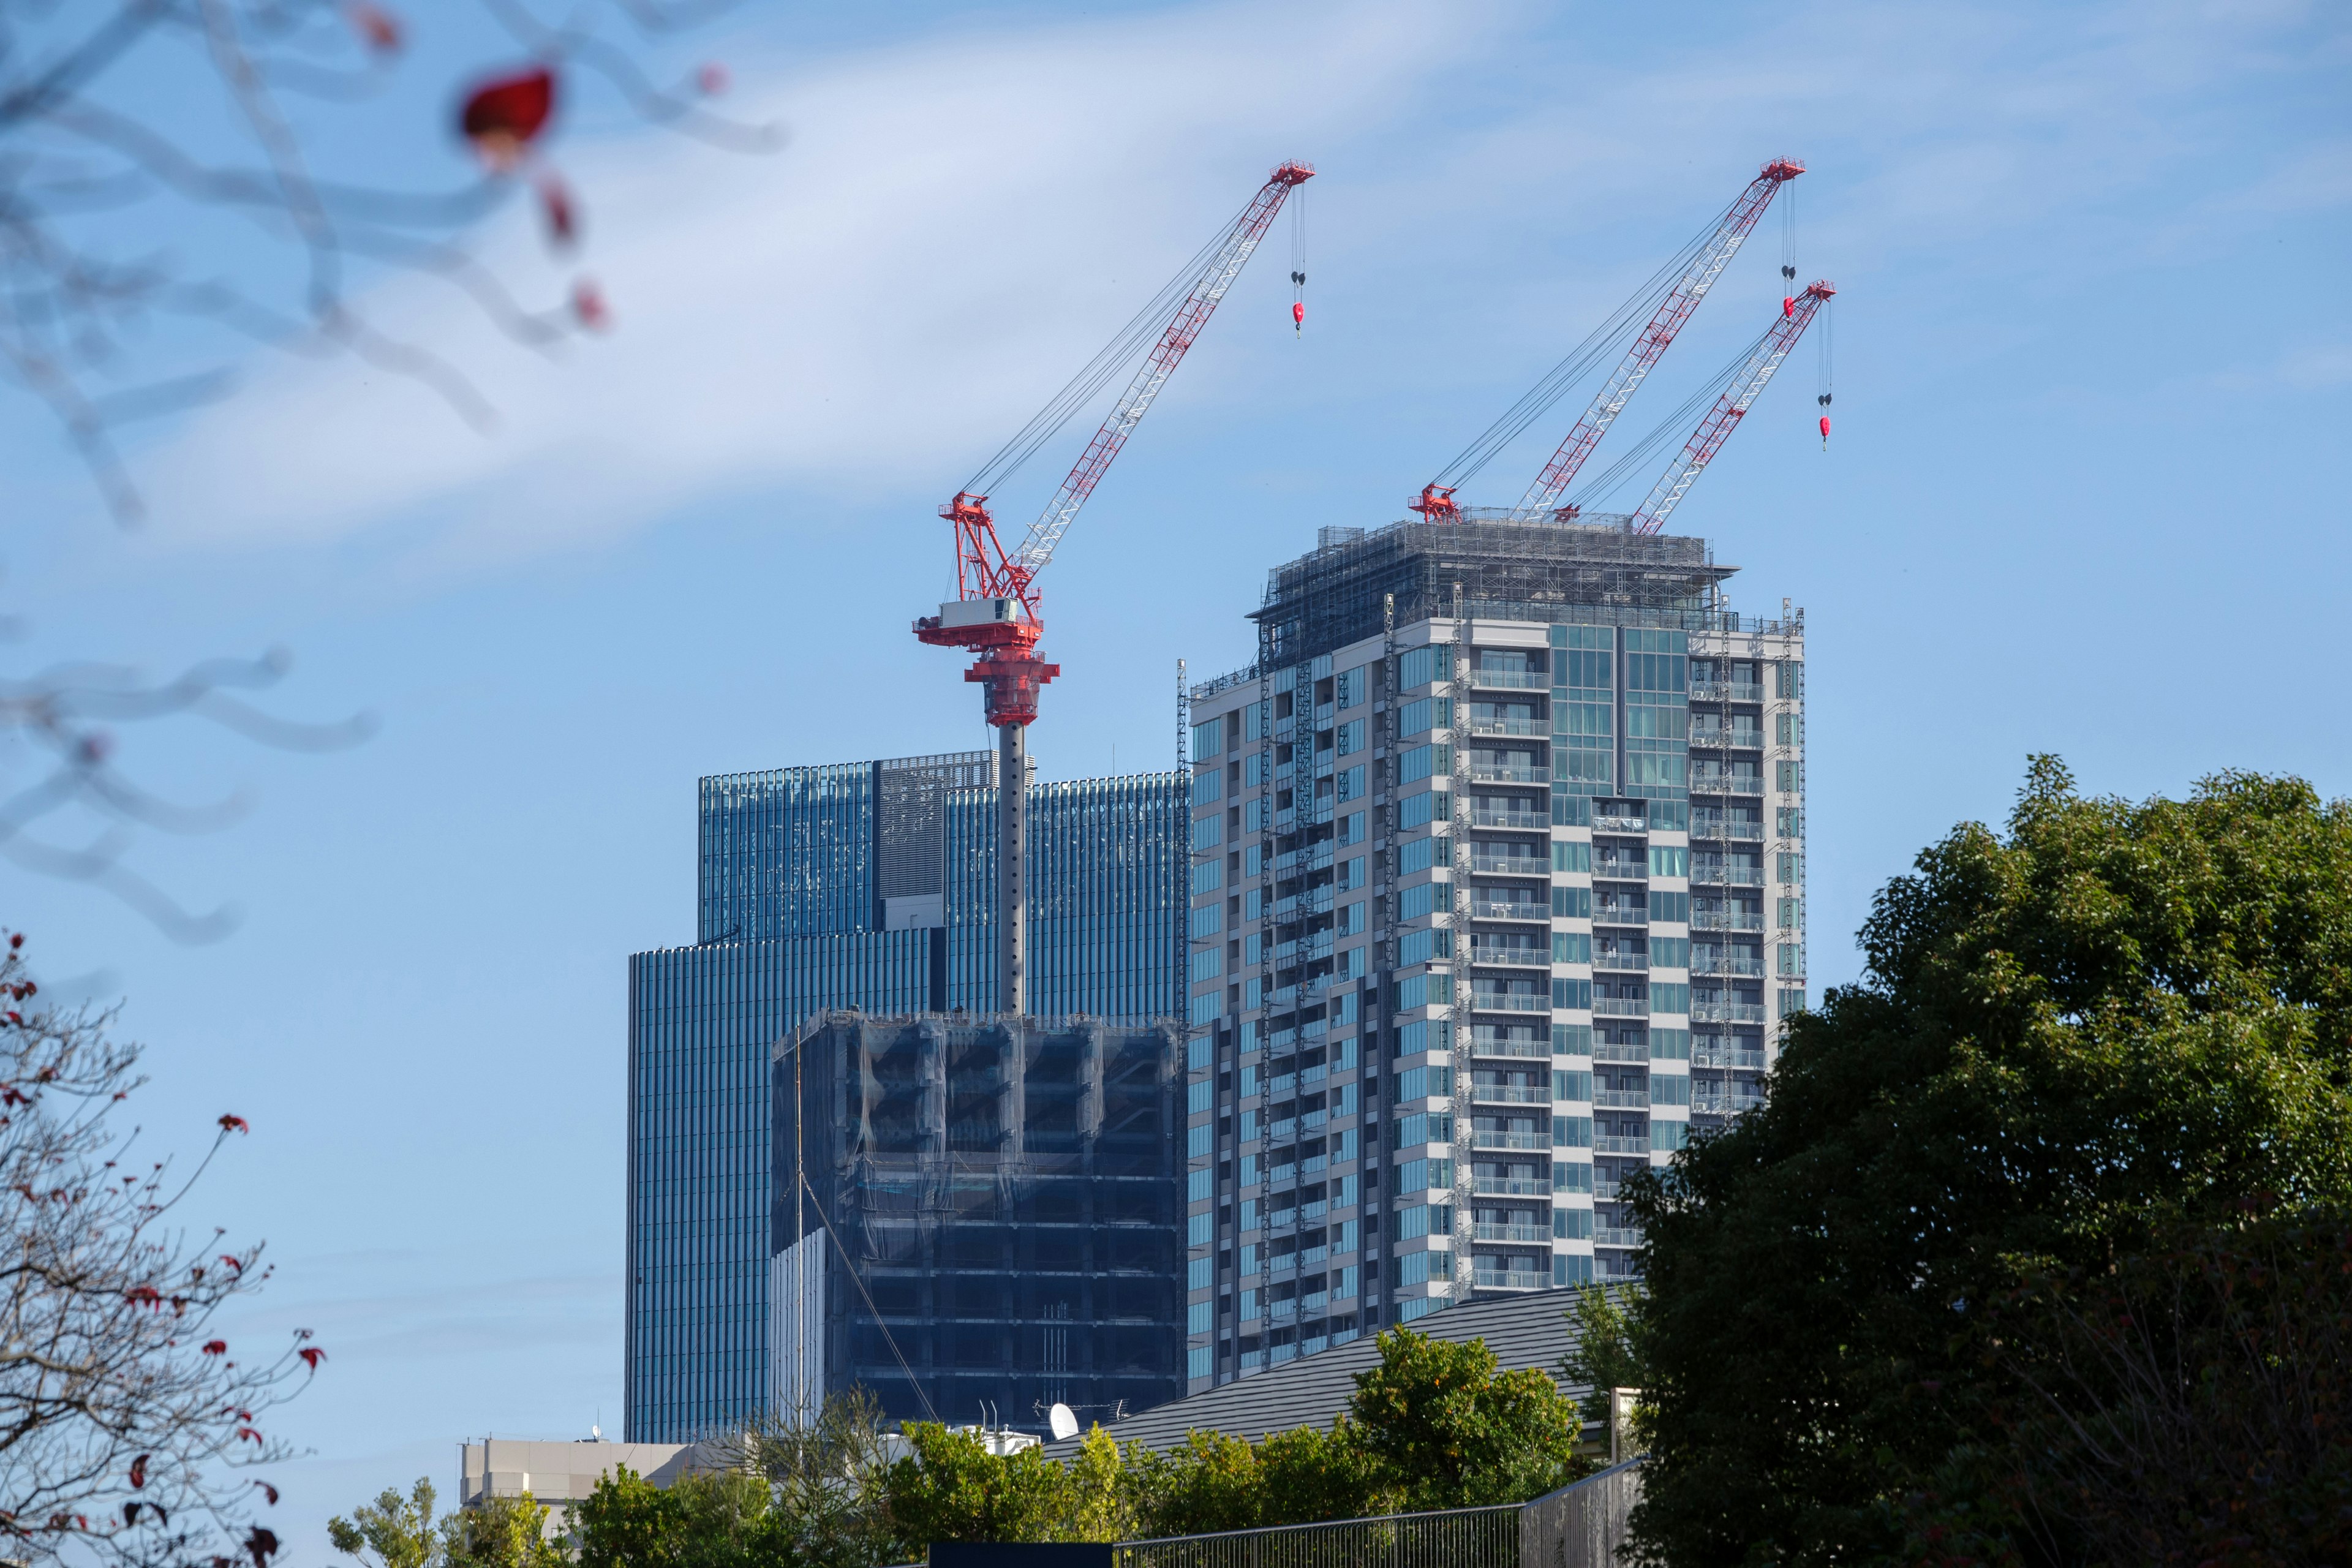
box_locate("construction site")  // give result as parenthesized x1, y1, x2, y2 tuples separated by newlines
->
(630, 156, 1821, 1437)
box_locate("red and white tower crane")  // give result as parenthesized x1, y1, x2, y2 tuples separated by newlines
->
(1629, 279, 1834, 534)
(915, 160, 1313, 1016)
(1410, 158, 1803, 523)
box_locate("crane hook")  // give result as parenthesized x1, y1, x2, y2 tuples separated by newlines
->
(1292, 300, 1305, 335)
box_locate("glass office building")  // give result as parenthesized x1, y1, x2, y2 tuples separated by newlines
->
(771, 1012, 1185, 1434)
(1179, 513, 1806, 1392)
(627, 753, 1185, 1440)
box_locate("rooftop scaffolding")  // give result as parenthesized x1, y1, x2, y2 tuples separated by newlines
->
(1250, 510, 1738, 666)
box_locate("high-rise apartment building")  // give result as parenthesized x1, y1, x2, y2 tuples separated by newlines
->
(1178, 514, 1804, 1390)
(628, 753, 1184, 1439)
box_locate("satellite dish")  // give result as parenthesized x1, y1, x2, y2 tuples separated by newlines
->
(1047, 1403, 1079, 1442)
(590, 1425, 601, 1440)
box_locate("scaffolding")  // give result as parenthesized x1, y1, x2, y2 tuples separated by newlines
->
(1251, 510, 1737, 665)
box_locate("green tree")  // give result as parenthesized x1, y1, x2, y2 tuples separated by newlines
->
(1556, 1283, 1645, 1433)
(1348, 1327, 1588, 1511)
(880, 1423, 1105, 1546)
(446, 1494, 569, 1568)
(575, 1465, 682, 1568)
(1625, 761, 2352, 1566)
(1121, 1431, 1267, 1536)
(711, 1391, 898, 1568)
(328, 1479, 449, 1568)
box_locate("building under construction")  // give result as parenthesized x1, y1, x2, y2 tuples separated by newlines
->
(1178, 508, 1805, 1391)
(770, 1011, 1186, 1432)
(626, 756, 1184, 1441)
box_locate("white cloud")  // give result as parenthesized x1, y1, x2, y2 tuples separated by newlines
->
(138, 0, 1477, 563)
(130, 0, 2342, 567)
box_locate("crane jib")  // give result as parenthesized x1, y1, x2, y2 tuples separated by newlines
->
(1505, 159, 1804, 524)
(1631, 279, 1834, 535)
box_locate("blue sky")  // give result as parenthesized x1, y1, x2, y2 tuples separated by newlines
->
(7, 0, 2348, 1555)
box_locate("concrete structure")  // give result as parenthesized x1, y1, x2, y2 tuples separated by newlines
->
(1179, 511, 1804, 1390)
(458, 1438, 703, 1512)
(771, 1011, 1187, 1437)
(628, 755, 1185, 1440)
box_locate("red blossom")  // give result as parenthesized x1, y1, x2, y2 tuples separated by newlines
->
(217, 1115, 249, 1134)
(571, 278, 609, 331)
(459, 67, 557, 170)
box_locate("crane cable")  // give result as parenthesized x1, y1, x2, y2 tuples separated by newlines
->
(960, 189, 1264, 502)
(1422, 186, 1756, 494)
(1289, 181, 1307, 335)
(1816, 293, 1834, 448)
(1560, 320, 1779, 512)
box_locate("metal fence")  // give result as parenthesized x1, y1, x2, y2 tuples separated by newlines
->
(1114, 1502, 1518, 1568)
(1109, 1458, 1643, 1568)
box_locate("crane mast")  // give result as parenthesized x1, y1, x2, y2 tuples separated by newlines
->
(915, 160, 1313, 1015)
(1631, 280, 1834, 535)
(1508, 158, 1802, 522)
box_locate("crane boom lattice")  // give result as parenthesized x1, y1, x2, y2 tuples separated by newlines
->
(1015, 164, 1312, 579)
(1508, 158, 1802, 523)
(1631, 280, 1834, 535)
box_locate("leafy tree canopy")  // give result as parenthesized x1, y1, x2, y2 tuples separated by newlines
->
(1626, 761, 2352, 1565)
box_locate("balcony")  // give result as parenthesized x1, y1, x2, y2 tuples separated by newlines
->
(1689, 682, 1766, 703)
(1472, 1223, 1549, 1244)
(1691, 911, 1765, 932)
(1471, 992, 1548, 1013)
(1471, 1270, 1549, 1292)
(1694, 1095, 1765, 1118)
(1471, 901, 1550, 922)
(1691, 955, 1765, 978)
(1469, 1084, 1548, 1106)
(1471, 1129, 1547, 1151)
(1689, 774, 1764, 796)
(1594, 952, 1649, 971)
(1593, 858, 1648, 881)
(1469, 1037, 1548, 1060)
(1691, 818, 1765, 842)
(1593, 1226, 1646, 1249)
(1470, 810, 1547, 830)
(1470, 856, 1549, 876)
(1470, 765, 1550, 785)
(1466, 718, 1547, 737)
(1471, 1176, 1548, 1195)
(1691, 865, 1766, 887)
(1592, 812, 1647, 833)
(1468, 946, 1547, 968)
(1687, 729, 1763, 751)
(1593, 997, 1648, 1017)
(1692, 1001, 1768, 1024)
(1593, 1039, 1648, 1063)
(1594, 1134, 1649, 1155)
(1692, 1046, 1766, 1070)
(1469, 669, 1545, 690)
(1594, 1088, 1649, 1110)
(1592, 903, 1648, 926)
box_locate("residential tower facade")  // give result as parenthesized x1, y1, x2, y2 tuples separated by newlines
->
(1178, 513, 1805, 1390)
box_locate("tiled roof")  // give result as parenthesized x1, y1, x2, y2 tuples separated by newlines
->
(1041, 1289, 1604, 1459)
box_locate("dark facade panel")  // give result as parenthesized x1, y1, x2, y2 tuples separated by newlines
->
(776, 1014, 1186, 1436)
